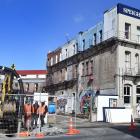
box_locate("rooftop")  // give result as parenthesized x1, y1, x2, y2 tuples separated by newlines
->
(17, 70, 47, 75)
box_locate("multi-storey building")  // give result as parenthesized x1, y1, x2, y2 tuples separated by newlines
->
(46, 3, 140, 117)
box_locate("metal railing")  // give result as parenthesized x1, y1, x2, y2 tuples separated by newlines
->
(103, 29, 140, 44)
(124, 68, 140, 76)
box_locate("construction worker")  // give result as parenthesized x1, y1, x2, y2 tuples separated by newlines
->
(23, 101, 33, 130)
(37, 102, 47, 127)
(31, 101, 39, 128)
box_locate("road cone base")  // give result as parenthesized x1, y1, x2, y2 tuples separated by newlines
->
(66, 128, 80, 135)
(19, 131, 30, 137)
(35, 133, 45, 138)
(128, 124, 136, 130)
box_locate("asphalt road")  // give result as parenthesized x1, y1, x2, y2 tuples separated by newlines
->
(0, 115, 140, 140)
(11, 125, 140, 140)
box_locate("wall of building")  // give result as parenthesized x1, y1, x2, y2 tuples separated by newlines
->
(104, 3, 140, 44)
(78, 22, 103, 52)
(78, 47, 117, 96)
(118, 14, 140, 43)
(61, 39, 77, 61)
(47, 48, 61, 66)
(103, 6, 117, 40)
(116, 43, 140, 112)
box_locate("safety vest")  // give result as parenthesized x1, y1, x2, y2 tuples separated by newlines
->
(37, 105, 45, 115)
(24, 104, 32, 116)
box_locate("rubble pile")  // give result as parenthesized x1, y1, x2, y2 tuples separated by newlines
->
(32, 126, 65, 136)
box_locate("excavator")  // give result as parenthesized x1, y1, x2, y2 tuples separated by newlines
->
(0, 65, 24, 134)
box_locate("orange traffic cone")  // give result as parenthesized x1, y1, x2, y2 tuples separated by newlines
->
(35, 132, 45, 138)
(18, 131, 30, 137)
(66, 116, 80, 135)
(128, 115, 136, 130)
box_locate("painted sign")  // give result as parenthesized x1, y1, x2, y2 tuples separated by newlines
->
(117, 3, 140, 19)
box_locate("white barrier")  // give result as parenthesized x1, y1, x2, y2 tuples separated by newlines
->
(96, 95, 118, 121)
(105, 108, 132, 123)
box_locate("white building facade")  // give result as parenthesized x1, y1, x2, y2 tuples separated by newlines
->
(103, 3, 140, 117)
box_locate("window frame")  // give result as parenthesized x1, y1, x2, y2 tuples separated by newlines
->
(137, 26, 140, 43)
(94, 33, 97, 45)
(82, 63, 85, 76)
(86, 61, 89, 75)
(136, 85, 140, 103)
(135, 53, 139, 74)
(83, 39, 85, 51)
(90, 60, 93, 75)
(125, 51, 131, 74)
(125, 23, 131, 39)
(124, 84, 131, 104)
(99, 30, 102, 42)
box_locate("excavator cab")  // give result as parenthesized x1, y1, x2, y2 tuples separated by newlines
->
(0, 66, 24, 134)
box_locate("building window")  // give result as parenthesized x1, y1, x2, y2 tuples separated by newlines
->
(90, 60, 93, 74)
(51, 57, 53, 66)
(75, 65, 78, 78)
(82, 63, 84, 76)
(99, 30, 102, 42)
(56, 55, 58, 63)
(60, 53, 62, 61)
(124, 84, 131, 104)
(47, 58, 50, 66)
(86, 61, 89, 75)
(125, 51, 131, 74)
(76, 42, 78, 52)
(65, 68, 67, 81)
(137, 26, 140, 43)
(26, 83, 29, 92)
(125, 23, 131, 39)
(94, 33, 97, 45)
(135, 54, 139, 74)
(112, 18, 115, 30)
(136, 86, 140, 103)
(60, 70, 62, 82)
(66, 49, 67, 58)
(73, 44, 76, 55)
(53, 56, 55, 64)
(83, 39, 85, 51)
(73, 65, 78, 79)
(34, 83, 38, 92)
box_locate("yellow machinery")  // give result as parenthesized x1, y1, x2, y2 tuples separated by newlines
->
(0, 65, 24, 134)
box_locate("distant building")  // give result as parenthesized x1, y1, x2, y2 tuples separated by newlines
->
(16, 70, 47, 94)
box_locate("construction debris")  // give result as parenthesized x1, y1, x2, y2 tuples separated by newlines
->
(31, 126, 65, 136)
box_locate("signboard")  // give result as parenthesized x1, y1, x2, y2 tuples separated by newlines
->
(33, 92, 48, 105)
(109, 98, 117, 107)
(117, 3, 140, 19)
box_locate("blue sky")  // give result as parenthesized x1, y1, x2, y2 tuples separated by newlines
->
(0, 0, 140, 70)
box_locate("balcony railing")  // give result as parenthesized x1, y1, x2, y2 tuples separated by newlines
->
(124, 68, 140, 76)
(104, 29, 140, 44)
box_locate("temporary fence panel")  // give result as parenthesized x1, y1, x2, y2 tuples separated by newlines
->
(0, 92, 86, 138)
